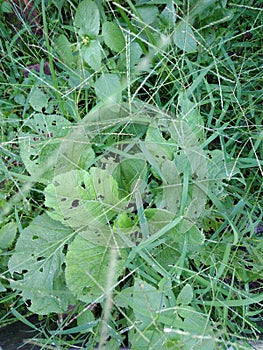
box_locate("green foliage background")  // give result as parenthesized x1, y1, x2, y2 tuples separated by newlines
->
(0, 0, 262, 349)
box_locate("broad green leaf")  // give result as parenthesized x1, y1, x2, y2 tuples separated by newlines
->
(45, 168, 125, 231)
(0, 221, 17, 249)
(136, 6, 159, 25)
(94, 74, 122, 104)
(75, 0, 100, 37)
(130, 328, 165, 350)
(1, 1, 13, 13)
(207, 150, 244, 197)
(130, 42, 143, 67)
(145, 209, 176, 234)
(115, 213, 133, 229)
(185, 225, 205, 249)
(163, 306, 215, 349)
(132, 278, 168, 328)
(81, 40, 101, 71)
(160, 2, 176, 28)
(55, 34, 76, 67)
(77, 308, 95, 330)
(173, 20, 197, 52)
(160, 159, 182, 213)
(14, 94, 25, 105)
(19, 113, 71, 183)
(178, 91, 204, 141)
(168, 120, 208, 221)
(8, 214, 74, 315)
(65, 235, 127, 302)
(112, 158, 148, 197)
(114, 286, 133, 308)
(171, 222, 205, 250)
(176, 284, 193, 305)
(78, 223, 114, 247)
(153, 244, 181, 270)
(55, 122, 95, 175)
(188, 0, 218, 21)
(68, 69, 91, 89)
(45, 166, 137, 247)
(29, 87, 49, 112)
(102, 22, 125, 53)
(145, 124, 175, 161)
(182, 313, 215, 349)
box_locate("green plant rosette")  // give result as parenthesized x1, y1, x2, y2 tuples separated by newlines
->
(45, 102, 209, 249)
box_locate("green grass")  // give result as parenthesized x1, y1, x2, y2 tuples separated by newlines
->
(0, 0, 262, 349)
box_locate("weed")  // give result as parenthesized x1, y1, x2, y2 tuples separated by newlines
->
(0, 0, 262, 349)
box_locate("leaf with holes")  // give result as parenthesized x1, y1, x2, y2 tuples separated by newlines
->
(65, 235, 127, 303)
(19, 114, 71, 183)
(44, 168, 127, 232)
(8, 214, 74, 315)
(145, 123, 175, 162)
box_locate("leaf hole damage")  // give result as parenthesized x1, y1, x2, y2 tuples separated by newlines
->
(82, 286, 91, 295)
(37, 257, 45, 262)
(25, 300, 32, 307)
(80, 182, 86, 189)
(29, 154, 39, 161)
(71, 199, 80, 208)
(192, 173, 198, 180)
